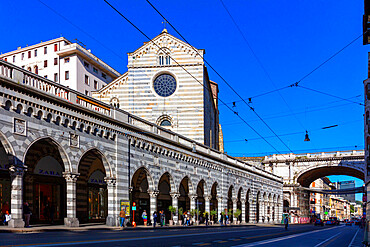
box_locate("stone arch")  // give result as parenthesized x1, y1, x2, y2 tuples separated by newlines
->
(131, 166, 155, 193)
(23, 136, 71, 173)
(78, 147, 112, 178)
(210, 182, 218, 212)
(0, 131, 15, 156)
(295, 163, 364, 187)
(158, 171, 176, 193)
(237, 187, 243, 222)
(196, 179, 206, 216)
(178, 176, 193, 212)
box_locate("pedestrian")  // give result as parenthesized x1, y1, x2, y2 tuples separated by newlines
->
(142, 210, 147, 226)
(187, 211, 191, 226)
(205, 212, 209, 226)
(3, 211, 11, 225)
(1, 201, 9, 225)
(153, 211, 158, 228)
(119, 209, 126, 227)
(284, 216, 289, 230)
(183, 212, 187, 226)
(23, 202, 31, 227)
(50, 204, 55, 224)
(225, 213, 228, 225)
(219, 212, 223, 226)
(160, 210, 165, 227)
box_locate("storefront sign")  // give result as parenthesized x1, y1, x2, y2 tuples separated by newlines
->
(34, 156, 63, 177)
(120, 200, 130, 217)
(88, 170, 106, 185)
(0, 164, 9, 170)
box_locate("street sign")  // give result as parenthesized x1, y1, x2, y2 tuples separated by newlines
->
(132, 206, 136, 211)
(324, 212, 328, 215)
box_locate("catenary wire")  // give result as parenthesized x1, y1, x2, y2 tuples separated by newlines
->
(144, 0, 293, 153)
(103, 0, 290, 155)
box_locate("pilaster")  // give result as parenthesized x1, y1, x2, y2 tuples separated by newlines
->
(63, 172, 79, 227)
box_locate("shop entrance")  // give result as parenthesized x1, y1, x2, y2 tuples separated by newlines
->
(34, 182, 63, 222)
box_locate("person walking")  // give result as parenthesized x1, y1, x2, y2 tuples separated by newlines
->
(284, 216, 289, 230)
(160, 210, 165, 227)
(1, 201, 9, 225)
(219, 212, 224, 226)
(205, 212, 209, 226)
(119, 209, 126, 227)
(153, 211, 158, 228)
(23, 202, 31, 227)
(142, 210, 147, 226)
(183, 212, 187, 226)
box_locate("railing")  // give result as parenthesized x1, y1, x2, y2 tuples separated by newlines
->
(264, 150, 364, 162)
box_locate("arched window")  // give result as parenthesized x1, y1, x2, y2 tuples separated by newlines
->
(160, 120, 171, 127)
(110, 97, 120, 108)
(34, 65, 38, 75)
(158, 48, 171, 65)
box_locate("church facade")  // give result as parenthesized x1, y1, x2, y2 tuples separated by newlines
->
(92, 29, 220, 150)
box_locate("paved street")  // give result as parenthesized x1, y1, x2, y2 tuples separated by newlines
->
(0, 224, 364, 247)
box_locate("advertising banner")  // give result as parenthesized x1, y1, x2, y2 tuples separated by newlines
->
(120, 200, 130, 217)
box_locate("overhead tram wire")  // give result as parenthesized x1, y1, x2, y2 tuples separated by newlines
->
(219, 0, 308, 134)
(144, 0, 294, 153)
(103, 0, 288, 156)
(37, 0, 126, 62)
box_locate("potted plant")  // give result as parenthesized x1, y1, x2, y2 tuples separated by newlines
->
(210, 210, 217, 224)
(168, 205, 177, 226)
(178, 207, 183, 225)
(233, 209, 242, 224)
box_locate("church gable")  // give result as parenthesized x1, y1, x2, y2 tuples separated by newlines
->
(127, 30, 204, 67)
(92, 71, 128, 98)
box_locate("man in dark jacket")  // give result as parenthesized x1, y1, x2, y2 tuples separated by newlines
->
(23, 202, 31, 227)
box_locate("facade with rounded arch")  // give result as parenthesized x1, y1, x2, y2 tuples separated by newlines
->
(0, 64, 283, 228)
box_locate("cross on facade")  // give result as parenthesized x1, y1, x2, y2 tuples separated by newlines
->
(162, 20, 168, 29)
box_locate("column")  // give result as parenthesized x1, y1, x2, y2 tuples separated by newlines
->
(105, 177, 117, 226)
(205, 195, 211, 215)
(249, 199, 254, 223)
(63, 172, 79, 227)
(241, 199, 246, 224)
(170, 192, 180, 225)
(232, 197, 238, 223)
(260, 201, 264, 223)
(149, 190, 159, 224)
(8, 166, 25, 228)
(190, 194, 197, 211)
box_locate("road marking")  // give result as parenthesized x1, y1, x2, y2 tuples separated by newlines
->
(197, 244, 211, 246)
(2, 227, 271, 247)
(313, 232, 342, 247)
(232, 226, 345, 247)
(348, 228, 360, 247)
(192, 243, 204, 245)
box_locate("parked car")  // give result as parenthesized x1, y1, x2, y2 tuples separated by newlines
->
(329, 217, 340, 225)
(325, 220, 334, 225)
(314, 219, 324, 226)
(345, 221, 352, 226)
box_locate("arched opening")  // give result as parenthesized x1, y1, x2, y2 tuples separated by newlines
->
(210, 182, 218, 223)
(267, 194, 272, 222)
(227, 186, 233, 222)
(24, 138, 67, 224)
(283, 199, 289, 212)
(245, 190, 250, 223)
(157, 172, 172, 224)
(237, 188, 242, 222)
(178, 177, 191, 213)
(131, 168, 150, 225)
(256, 191, 260, 223)
(77, 149, 108, 223)
(0, 139, 11, 215)
(272, 195, 276, 222)
(196, 180, 206, 223)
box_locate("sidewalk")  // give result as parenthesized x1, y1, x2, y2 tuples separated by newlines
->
(0, 222, 280, 233)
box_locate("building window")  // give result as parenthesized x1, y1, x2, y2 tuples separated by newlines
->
(65, 71, 69, 80)
(102, 73, 106, 79)
(165, 56, 170, 65)
(110, 98, 119, 108)
(54, 44, 58, 52)
(34, 65, 38, 75)
(22, 65, 25, 69)
(34, 49, 37, 57)
(94, 80, 98, 89)
(159, 55, 164, 65)
(84, 61, 89, 68)
(160, 120, 172, 127)
(4, 58, 7, 62)
(44, 60, 48, 68)
(54, 73, 58, 82)
(157, 115, 172, 127)
(85, 90, 89, 96)
(44, 47, 47, 54)
(54, 58, 58, 65)
(28, 51, 31, 58)
(85, 75, 89, 85)
(64, 57, 70, 63)
(93, 67, 98, 73)
(367, 111, 369, 126)
(13, 56, 15, 63)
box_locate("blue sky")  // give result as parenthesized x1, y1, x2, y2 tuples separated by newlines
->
(0, 0, 366, 196)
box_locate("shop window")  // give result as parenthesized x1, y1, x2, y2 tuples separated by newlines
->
(34, 49, 37, 57)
